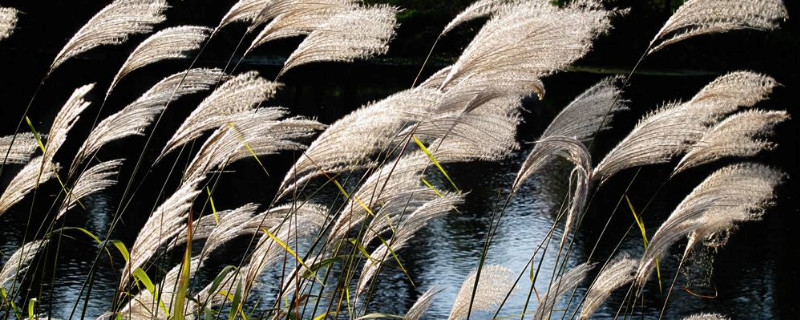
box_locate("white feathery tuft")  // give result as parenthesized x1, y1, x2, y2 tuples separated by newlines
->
(0, 240, 48, 287)
(533, 263, 593, 320)
(0, 7, 19, 41)
(578, 255, 637, 320)
(448, 265, 516, 320)
(108, 26, 212, 96)
(0, 133, 39, 165)
(247, 0, 358, 53)
(50, 0, 168, 73)
(58, 159, 123, 219)
(0, 156, 61, 216)
(45, 84, 95, 164)
(404, 288, 440, 320)
(648, 0, 788, 54)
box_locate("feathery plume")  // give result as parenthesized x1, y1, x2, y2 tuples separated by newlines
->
(50, 0, 168, 73)
(442, 0, 517, 35)
(240, 203, 328, 299)
(674, 110, 788, 174)
(578, 255, 636, 320)
(278, 88, 439, 198)
(0, 133, 39, 165)
(448, 265, 516, 320)
(440, 1, 611, 88)
(0, 157, 60, 216)
(279, 5, 398, 77)
(0, 7, 19, 41)
(218, 0, 270, 30)
(648, 0, 788, 54)
(593, 72, 776, 183)
(58, 159, 122, 219)
(108, 26, 212, 96)
(119, 178, 201, 291)
(418, 66, 453, 89)
(356, 193, 462, 300)
(182, 110, 324, 182)
(120, 258, 201, 319)
(514, 77, 626, 190)
(634, 163, 783, 288)
(533, 263, 593, 320)
(404, 288, 440, 320)
(0, 240, 48, 287)
(683, 314, 731, 320)
(247, 0, 358, 53)
(45, 84, 95, 164)
(73, 68, 226, 170)
(160, 71, 282, 159)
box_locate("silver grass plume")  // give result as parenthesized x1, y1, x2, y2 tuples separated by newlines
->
(439, 1, 611, 88)
(327, 154, 431, 242)
(514, 77, 627, 191)
(119, 178, 201, 291)
(192, 204, 327, 308)
(58, 159, 122, 219)
(418, 66, 453, 89)
(0, 157, 60, 216)
(73, 68, 226, 171)
(218, 0, 270, 30)
(441, 0, 517, 35)
(278, 5, 398, 77)
(278, 88, 439, 198)
(578, 255, 636, 320)
(239, 203, 328, 300)
(361, 191, 463, 247)
(120, 258, 201, 319)
(593, 72, 776, 183)
(434, 72, 545, 113)
(0, 133, 38, 165)
(44, 84, 95, 164)
(182, 110, 324, 182)
(50, 0, 168, 73)
(108, 26, 212, 96)
(356, 193, 462, 300)
(247, 0, 358, 53)
(404, 288, 439, 320)
(0, 240, 48, 287)
(674, 110, 788, 174)
(160, 71, 282, 159)
(198, 203, 267, 259)
(0, 7, 19, 41)
(448, 265, 515, 320)
(533, 262, 593, 320)
(634, 163, 783, 288)
(648, 0, 788, 54)
(683, 313, 731, 320)
(408, 95, 524, 165)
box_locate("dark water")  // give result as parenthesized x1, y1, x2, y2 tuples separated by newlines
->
(0, 1, 798, 319)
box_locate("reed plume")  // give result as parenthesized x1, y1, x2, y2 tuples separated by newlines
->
(278, 88, 439, 198)
(439, 1, 611, 88)
(0, 133, 39, 165)
(593, 72, 776, 183)
(674, 110, 788, 174)
(448, 264, 515, 320)
(356, 193, 463, 300)
(182, 110, 324, 182)
(72, 68, 226, 171)
(120, 257, 201, 319)
(683, 314, 730, 320)
(0, 240, 48, 287)
(361, 192, 463, 248)
(247, 0, 358, 53)
(278, 5, 398, 77)
(119, 178, 201, 292)
(514, 77, 626, 190)
(50, 0, 168, 73)
(160, 71, 282, 159)
(218, 0, 271, 30)
(404, 288, 439, 320)
(648, 0, 788, 54)
(58, 159, 123, 219)
(634, 163, 783, 288)
(44, 84, 95, 164)
(0, 7, 18, 41)
(533, 262, 593, 320)
(0, 157, 60, 216)
(578, 255, 636, 320)
(441, 0, 516, 35)
(108, 26, 212, 96)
